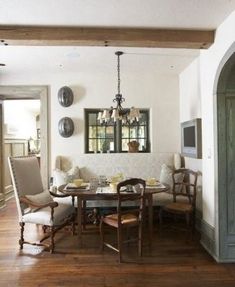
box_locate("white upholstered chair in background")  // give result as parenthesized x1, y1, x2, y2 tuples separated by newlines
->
(8, 156, 76, 253)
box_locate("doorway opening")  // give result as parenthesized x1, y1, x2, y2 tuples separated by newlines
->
(0, 86, 48, 210)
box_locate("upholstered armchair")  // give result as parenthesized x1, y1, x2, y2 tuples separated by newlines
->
(8, 155, 76, 253)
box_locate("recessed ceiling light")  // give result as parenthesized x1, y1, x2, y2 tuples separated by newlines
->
(66, 51, 80, 58)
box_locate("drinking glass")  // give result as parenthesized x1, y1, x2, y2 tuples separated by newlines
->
(99, 175, 107, 187)
(89, 177, 99, 191)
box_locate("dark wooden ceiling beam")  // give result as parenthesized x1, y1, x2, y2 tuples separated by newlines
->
(0, 25, 214, 49)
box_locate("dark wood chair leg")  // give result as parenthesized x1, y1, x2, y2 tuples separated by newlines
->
(99, 219, 104, 251)
(138, 222, 143, 257)
(19, 222, 25, 250)
(192, 211, 196, 234)
(72, 215, 76, 235)
(117, 227, 122, 263)
(186, 213, 190, 226)
(50, 226, 55, 254)
(82, 200, 87, 230)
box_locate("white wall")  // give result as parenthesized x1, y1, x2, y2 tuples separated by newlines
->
(179, 58, 202, 211)
(50, 71, 180, 179)
(180, 10, 235, 227)
(0, 55, 181, 180)
(200, 10, 235, 227)
(179, 58, 201, 123)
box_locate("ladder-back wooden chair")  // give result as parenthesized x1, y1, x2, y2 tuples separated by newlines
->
(100, 178, 146, 263)
(159, 169, 198, 235)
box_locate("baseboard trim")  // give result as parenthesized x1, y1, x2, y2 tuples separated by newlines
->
(5, 195, 14, 202)
(199, 218, 217, 260)
(0, 203, 6, 210)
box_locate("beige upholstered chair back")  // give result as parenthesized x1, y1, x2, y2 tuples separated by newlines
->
(8, 156, 44, 220)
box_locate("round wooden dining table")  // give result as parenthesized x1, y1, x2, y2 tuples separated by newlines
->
(58, 183, 170, 249)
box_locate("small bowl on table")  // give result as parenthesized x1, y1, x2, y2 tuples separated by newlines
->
(73, 179, 84, 187)
(109, 182, 119, 192)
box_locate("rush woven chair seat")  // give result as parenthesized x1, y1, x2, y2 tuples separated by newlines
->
(100, 178, 146, 263)
(159, 169, 198, 235)
(8, 156, 76, 253)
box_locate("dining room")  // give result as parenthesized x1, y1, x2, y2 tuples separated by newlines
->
(1, 0, 235, 286)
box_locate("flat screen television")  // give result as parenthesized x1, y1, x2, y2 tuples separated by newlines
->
(181, 118, 202, 159)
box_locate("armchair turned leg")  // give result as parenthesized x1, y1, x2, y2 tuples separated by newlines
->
(50, 227, 55, 253)
(138, 222, 143, 257)
(19, 222, 25, 250)
(72, 215, 76, 235)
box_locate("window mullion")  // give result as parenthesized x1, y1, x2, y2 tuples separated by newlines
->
(116, 121, 121, 153)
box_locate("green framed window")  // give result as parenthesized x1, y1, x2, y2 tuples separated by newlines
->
(85, 109, 150, 153)
(120, 110, 149, 152)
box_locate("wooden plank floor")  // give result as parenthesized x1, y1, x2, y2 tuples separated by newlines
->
(1, 199, 235, 287)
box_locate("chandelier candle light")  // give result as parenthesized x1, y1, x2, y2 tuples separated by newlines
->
(97, 51, 140, 124)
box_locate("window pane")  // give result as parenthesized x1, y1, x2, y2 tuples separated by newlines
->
(106, 126, 114, 138)
(89, 139, 97, 152)
(97, 126, 105, 138)
(122, 139, 129, 151)
(138, 126, 146, 138)
(130, 126, 137, 138)
(98, 139, 114, 152)
(89, 126, 97, 138)
(139, 112, 147, 125)
(122, 126, 129, 138)
(97, 139, 103, 152)
(139, 139, 147, 151)
(109, 141, 115, 151)
(89, 113, 97, 125)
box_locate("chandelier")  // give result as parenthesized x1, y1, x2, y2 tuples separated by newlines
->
(97, 51, 140, 124)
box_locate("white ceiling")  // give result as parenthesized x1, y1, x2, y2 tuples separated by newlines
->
(0, 46, 200, 76)
(0, 0, 235, 29)
(0, 0, 235, 77)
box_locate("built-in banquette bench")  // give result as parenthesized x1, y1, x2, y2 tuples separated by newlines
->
(52, 153, 188, 208)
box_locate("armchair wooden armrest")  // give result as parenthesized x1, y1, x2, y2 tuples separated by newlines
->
(49, 191, 70, 198)
(20, 196, 58, 209)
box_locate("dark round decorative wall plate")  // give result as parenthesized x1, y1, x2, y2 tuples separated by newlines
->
(58, 117, 74, 137)
(58, 86, 74, 107)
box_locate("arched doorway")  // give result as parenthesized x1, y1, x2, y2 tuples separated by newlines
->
(217, 52, 235, 261)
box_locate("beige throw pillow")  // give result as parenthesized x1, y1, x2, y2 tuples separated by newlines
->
(159, 164, 173, 188)
(174, 153, 182, 169)
(53, 166, 80, 187)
